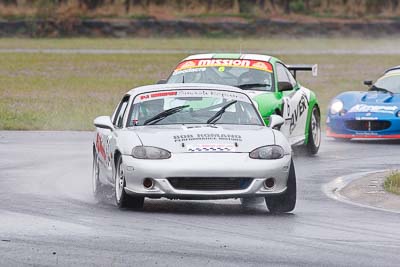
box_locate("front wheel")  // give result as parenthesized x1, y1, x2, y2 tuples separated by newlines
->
(115, 156, 144, 210)
(265, 159, 296, 213)
(306, 106, 321, 155)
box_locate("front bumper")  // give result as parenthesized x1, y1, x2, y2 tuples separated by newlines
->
(326, 112, 400, 139)
(121, 153, 291, 199)
(326, 129, 400, 139)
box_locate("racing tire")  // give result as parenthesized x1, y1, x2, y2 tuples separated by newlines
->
(92, 152, 107, 202)
(306, 106, 321, 155)
(265, 159, 296, 213)
(115, 156, 144, 210)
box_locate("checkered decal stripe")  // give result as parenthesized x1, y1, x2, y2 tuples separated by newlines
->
(188, 147, 234, 152)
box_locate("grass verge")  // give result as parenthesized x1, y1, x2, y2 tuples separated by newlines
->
(0, 53, 185, 130)
(0, 37, 400, 52)
(384, 171, 400, 195)
(1, 38, 400, 130)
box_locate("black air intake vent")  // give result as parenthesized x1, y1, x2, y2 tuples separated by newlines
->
(345, 120, 391, 131)
(167, 177, 253, 191)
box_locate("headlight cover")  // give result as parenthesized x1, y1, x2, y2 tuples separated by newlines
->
(132, 146, 171, 159)
(330, 99, 344, 115)
(249, 145, 284, 160)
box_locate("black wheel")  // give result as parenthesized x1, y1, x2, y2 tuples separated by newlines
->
(115, 156, 144, 210)
(306, 106, 321, 155)
(92, 152, 107, 202)
(265, 159, 296, 213)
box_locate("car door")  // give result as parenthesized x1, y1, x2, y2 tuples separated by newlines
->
(276, 63, 309, 145)
(98, 95, 130, 183)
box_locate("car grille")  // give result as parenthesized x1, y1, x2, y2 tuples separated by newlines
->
(167, 177, 253, 191)
(345, 120, 391, 131)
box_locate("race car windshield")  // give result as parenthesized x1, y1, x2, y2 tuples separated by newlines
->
(374, 75, 400, 94)
(128, 90, 263, 127)
(167, 60, 274, 91)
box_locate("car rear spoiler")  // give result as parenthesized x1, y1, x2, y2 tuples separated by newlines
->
(287, 64, 318, 79)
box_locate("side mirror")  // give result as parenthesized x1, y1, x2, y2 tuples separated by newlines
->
(278, 81, 293, 92)
(364, 80, 373, 86)
(157, 79, 167, 84)
(269, 114, 285, 130)
(94, 116, 114, 131)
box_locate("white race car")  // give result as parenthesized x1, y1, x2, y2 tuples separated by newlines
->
(93, 83, 296, 213)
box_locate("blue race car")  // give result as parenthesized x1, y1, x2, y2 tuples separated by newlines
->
(327, 66, 400, 139)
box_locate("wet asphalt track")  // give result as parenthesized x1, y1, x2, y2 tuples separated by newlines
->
(1, 131, 400, 266)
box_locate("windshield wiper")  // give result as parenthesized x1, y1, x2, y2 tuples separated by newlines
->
(206, 100, 237, 124)
(144, 105, 189, 125)
(369, 85, 393, 94)
(236, 83, 269, 90)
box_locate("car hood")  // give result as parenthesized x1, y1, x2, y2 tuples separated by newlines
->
(336, 91, 400, 114)
(131, 124, 275, 153)
(360, 91, 400, 104)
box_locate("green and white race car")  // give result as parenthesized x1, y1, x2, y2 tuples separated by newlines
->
(164, 53, 321, 155)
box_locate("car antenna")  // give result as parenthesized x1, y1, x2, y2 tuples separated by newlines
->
(182, 75, 185, 83)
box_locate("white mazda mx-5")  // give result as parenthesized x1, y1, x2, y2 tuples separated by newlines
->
(92, 83, 296, 213)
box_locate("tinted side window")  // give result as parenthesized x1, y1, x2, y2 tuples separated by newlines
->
(285, 68, 297, 88)
(276, 63, 290, 83)
(112, 96, 130, 128)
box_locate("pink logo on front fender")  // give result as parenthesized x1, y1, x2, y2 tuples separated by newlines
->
(96, 133, 107, 160)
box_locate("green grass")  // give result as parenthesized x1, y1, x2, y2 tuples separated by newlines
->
(384, 171, 400, 195)
(0, 53, 185, 130)
(1, 38, 400, 130)
(1, 37, 400, 52)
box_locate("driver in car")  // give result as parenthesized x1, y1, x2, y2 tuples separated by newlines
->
(238, 69, 271, 89)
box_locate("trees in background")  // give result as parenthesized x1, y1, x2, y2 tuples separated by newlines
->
(0, 0, 399, 16)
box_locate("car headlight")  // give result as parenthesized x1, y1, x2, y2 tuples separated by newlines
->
(330, 99, 344, 115)
(249, 145, 284, 160)
(132, 146, 171, 159)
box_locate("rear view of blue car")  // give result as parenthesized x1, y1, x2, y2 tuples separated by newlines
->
(327, 66, 400, 139)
